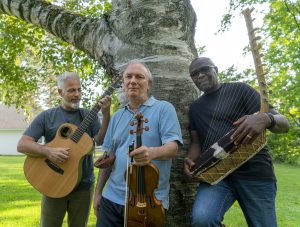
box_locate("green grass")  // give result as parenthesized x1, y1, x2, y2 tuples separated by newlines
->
(0, 156, 96, 227)
(223, 163, 300, 226)
(1, 156, 300, 226)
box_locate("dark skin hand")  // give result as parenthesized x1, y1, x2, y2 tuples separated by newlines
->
(183, 157, 197, 182)
(231, 112, 269, 145)
(183, 133, 201, 181)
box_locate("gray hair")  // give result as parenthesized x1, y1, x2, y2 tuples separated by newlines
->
(57, 72, 80, 89)
(123, 59, 153, 82)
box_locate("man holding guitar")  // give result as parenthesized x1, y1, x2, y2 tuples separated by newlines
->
(184, 57, 290, 227)
(93, 60, 183, 226)
(17, 72, 111, 227)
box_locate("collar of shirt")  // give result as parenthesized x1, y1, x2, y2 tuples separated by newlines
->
(124, 96, 156, 112)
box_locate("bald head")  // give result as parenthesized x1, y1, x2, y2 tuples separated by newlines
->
(123, 59, 153, 82)
(189, 57, 218, 76)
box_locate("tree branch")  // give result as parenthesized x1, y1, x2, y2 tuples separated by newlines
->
(0, 0, 119, 77)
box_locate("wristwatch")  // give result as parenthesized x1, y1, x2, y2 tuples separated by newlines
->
(265, 113, 276, 129)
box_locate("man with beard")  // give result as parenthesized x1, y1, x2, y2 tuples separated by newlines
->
(184, 57, 290, 226)
(17, 72, 111, 227)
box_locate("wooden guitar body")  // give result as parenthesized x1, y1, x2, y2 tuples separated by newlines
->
(23, 123, 94, 198)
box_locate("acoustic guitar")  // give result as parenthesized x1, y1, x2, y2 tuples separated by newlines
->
(24, 79, 120, 198)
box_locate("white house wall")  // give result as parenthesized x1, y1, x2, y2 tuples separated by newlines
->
(0, 131, 24, 155)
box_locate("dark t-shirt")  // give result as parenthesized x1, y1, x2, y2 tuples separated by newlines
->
(189, 82, 275, 180)
(24, 106, 101, 190)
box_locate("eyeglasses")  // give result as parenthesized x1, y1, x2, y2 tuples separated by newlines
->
(190, 66, 216, 78)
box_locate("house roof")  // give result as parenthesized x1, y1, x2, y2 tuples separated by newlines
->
(0, 104, 28, 130)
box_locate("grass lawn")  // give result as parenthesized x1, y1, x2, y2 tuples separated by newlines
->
(223, 163, 300, 226)
(1, 156, 300, 226)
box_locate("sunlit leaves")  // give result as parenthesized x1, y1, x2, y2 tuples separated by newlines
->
(0, 0, 112, 114)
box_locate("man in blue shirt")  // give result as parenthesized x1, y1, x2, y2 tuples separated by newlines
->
(94, 60, 183, 226)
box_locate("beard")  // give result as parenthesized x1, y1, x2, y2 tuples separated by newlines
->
(63, 99, 80, 110)
(197, 81, 213, 92)
(70, 101, 80, 109)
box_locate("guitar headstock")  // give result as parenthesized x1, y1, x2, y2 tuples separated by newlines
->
(101, 75, 123, 97)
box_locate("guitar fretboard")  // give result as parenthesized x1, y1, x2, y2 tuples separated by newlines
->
(70, 80, 120, 143)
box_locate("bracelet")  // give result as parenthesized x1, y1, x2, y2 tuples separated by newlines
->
(265, 113, 276, 129)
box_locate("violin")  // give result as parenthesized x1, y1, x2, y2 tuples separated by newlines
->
(124, 113, 165, 227)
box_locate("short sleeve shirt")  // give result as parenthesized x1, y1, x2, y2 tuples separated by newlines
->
(102, 96, 183, 209)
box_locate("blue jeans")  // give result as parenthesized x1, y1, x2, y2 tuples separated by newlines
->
(191, 178, 277, 227)
(96, 197, 124, 227)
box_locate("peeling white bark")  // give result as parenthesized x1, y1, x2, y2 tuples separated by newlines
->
(0, 0, 199, 225)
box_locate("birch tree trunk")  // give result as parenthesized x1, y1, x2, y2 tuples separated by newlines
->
(0, 0, 199, 225)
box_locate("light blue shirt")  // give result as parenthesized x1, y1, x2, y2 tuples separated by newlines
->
(102, 96, 183, 209)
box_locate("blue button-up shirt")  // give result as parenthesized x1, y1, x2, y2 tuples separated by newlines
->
(102, 96, 183, 209)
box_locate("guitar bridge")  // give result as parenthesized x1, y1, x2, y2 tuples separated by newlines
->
(45, 159, 64, 175)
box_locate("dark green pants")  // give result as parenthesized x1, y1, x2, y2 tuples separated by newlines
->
(41, 186, 93, 227)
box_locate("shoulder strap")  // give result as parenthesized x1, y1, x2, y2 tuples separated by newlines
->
(78, 108, 86, 122)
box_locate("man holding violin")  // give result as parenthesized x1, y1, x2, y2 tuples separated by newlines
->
(93, 59, 183, 226)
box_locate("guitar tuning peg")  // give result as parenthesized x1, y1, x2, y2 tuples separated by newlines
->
(144, 126, 149, 131)
(130, 121, 135, 126)
(258, 72, 268, 77)
(129, 129, 134, 135)
(144, 118, 149, 123)
(254, 43, 262, 51)
(251, 36, 261, 44)
(251, 28, 259, 34)
(259, 81, 266, 86)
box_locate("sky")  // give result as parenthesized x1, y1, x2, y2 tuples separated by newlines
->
(190, 0, 264, 71)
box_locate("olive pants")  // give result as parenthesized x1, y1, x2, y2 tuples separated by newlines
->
(40, 186, 93, 227)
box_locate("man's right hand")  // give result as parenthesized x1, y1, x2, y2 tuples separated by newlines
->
(45, 146, 70, 163)
(183, 157, 195, 182)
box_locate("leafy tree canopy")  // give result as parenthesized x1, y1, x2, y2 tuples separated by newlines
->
(0, 0, 112, 116)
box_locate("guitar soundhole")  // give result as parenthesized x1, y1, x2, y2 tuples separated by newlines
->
(59, 126, 72, 139)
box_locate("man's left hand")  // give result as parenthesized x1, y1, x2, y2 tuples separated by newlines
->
(100, 96, 111, 115)
(129, 145, 152, 166)
(231, 112, 270, 145)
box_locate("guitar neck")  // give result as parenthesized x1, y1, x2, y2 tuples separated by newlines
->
(70, 103, 101, 143)
(243, 8, 269, 113)
(70, 79, 120, 143)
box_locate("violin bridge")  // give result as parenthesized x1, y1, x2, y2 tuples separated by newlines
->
(136, 201, 147, 208)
